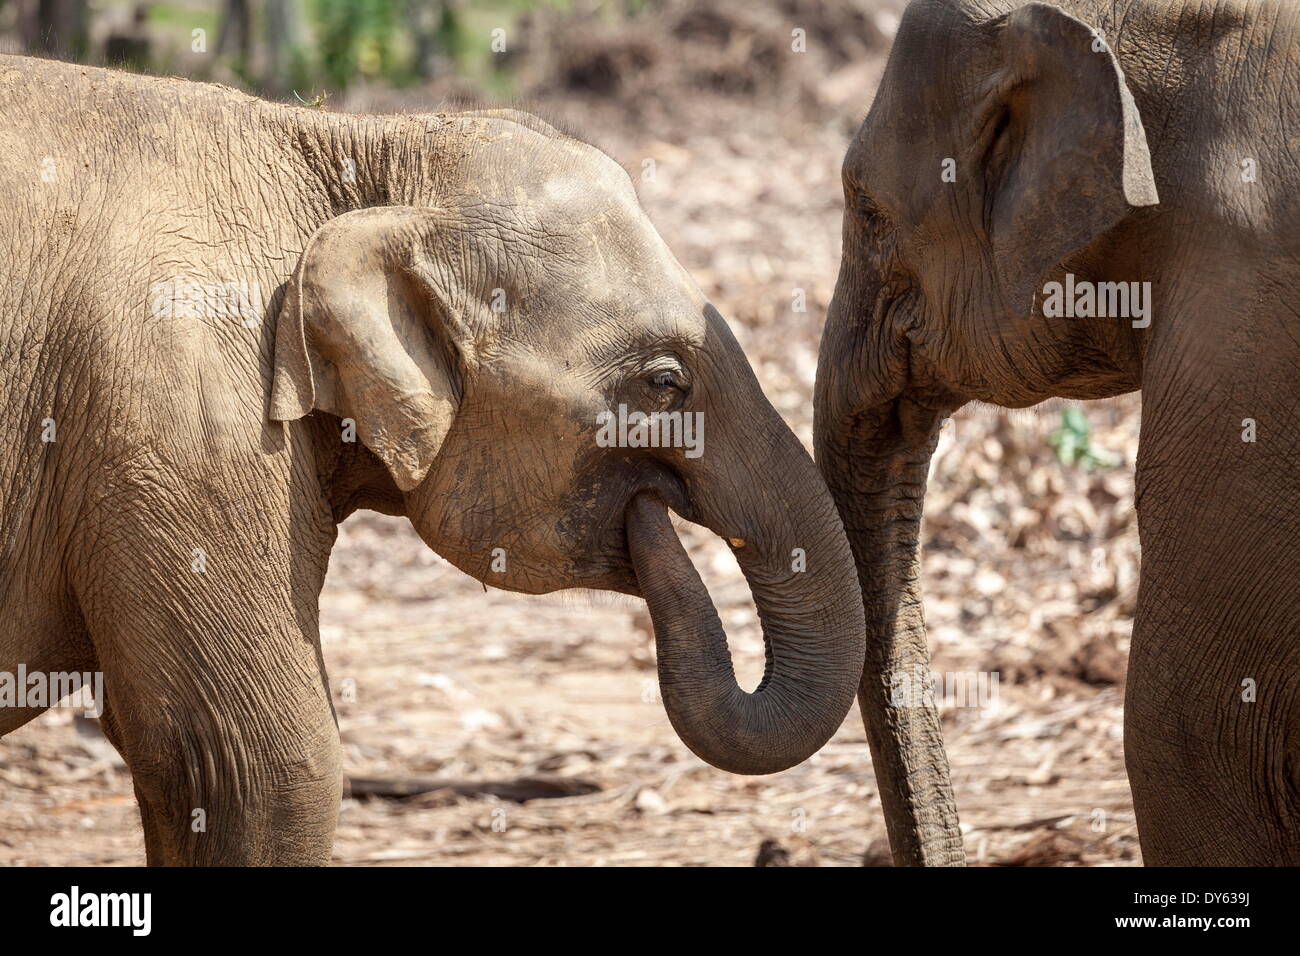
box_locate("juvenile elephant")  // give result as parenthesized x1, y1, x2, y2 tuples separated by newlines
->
(0, 57, 866, 864)
(816, 0, 1300, 865)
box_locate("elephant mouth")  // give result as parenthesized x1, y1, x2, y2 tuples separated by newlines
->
(557, 460, 693, 596)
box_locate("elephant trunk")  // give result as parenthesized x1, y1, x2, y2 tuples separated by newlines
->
(625, 428, 866, 775)
(813, 390, 966, 865)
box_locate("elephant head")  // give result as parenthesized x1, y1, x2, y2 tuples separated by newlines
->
(271, 114, 866, 775)
(814, 0, 1158, 864)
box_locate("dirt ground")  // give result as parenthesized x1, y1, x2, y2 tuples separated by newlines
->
(0, 1, 1143, 866)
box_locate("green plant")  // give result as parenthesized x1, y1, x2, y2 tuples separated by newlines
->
(313, 0, 408, 88)
(1048, 406, 1120, 471)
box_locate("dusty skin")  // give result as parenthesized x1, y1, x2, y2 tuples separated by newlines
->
(3, 28, 1145, 864)
(1, 0, 1294, 868)
(0, 55, 868, 864)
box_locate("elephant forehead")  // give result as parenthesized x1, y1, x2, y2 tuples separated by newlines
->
(848, 0, 992, 209)
(516, 201, 702, 323)
(469, 124, 639, 216)
(452, 174, 667, 279)
(595, 303, 707, 347)
(455, 120, 687, 285)
(454, 121, 705, 339)
(851, 82, 948, 200)
(529, 176, 657, 259)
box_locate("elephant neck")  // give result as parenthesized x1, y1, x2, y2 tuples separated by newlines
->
(284, 110, 458, 221)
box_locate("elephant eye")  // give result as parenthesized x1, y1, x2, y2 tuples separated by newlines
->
(648, 367, 687, 394)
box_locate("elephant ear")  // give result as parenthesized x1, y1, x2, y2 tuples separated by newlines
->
(270, 206, 467, 492)
(985, 2, 1159, 312)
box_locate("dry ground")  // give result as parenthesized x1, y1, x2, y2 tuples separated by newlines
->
(0, 2, 1142, 866)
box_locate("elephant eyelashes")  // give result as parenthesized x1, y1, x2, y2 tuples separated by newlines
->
(641, 367, 689, 411)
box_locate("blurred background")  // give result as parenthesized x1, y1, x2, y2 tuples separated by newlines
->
(0, 0, 1142, 865)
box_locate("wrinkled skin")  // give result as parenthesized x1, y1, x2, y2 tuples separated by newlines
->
(816, 0, 1300, 865)
(0, 58, 866, 865)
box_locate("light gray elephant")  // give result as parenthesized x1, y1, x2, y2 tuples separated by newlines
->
(817, 0, 1299, 865)
(0, 57, 867, 865)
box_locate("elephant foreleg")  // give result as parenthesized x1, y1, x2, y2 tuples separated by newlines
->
(92, 626, 342, 866)
(1126, 569, 1300, 864)
(75, 488, 342, 865)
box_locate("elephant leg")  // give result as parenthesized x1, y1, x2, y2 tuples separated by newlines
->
(74, 480, 342, 865)
(1125, 599, 1300, 865)
(1125, 377, 1300, 865)
(94, 637, 341, 866)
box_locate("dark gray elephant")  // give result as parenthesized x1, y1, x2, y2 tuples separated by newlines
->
(0, 58, 866, 864)
(816, 0, 1299, 865)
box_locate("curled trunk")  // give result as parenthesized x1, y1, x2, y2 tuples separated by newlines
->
(625, 456, 866, 776)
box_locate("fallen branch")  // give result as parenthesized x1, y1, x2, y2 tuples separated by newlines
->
(344, 775, 600, 802)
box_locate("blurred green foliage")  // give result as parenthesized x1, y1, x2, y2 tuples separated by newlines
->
(314, 0, 403, 88)
(5, 0, 573, 94)
(1049, 406, 1121, 472)
(268, 0, 574, 95)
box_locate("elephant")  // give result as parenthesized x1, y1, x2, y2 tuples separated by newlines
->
(815, 0, 1300, 865)
(0, 56, 867, 865)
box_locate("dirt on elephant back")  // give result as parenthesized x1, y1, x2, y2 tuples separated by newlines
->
(0, 0, 1140, 866)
